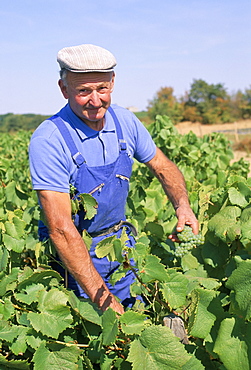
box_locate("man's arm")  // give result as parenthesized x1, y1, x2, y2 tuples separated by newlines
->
(145, 147, 199, 237)
(37, 190, 124, 314)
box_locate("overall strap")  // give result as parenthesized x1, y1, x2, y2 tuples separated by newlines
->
(108, 106, 127, 151)
(50, 115, 85, 167)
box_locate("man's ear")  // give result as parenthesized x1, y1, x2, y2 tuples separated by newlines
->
(58, 79, 69, 99)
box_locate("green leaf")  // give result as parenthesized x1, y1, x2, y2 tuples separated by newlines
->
(3, 234, 26, 253)
(226, 259, 251, 320)
(181, 253, 199, 272)
(241, 219, 251, 242)
(188, 289, 222, 339)
(4, 181, 28, 207)
(213, 317, 251, 370)
(120, 311, 147, 335)
(184, 265, 221, 290)
(72, 297, 102, 326)
(26, 330, 44, 350)
(0, 297, 15, 320)
(228, 187, 248, 208)
(4, 216, 26, 238)
(0, 354, 30, 369)
(202, 240, 230, 268)
(145, 222, 164, 239)
(95, 235, 117, 260)
(240, 204, 251, 223)
(160, 270, 188, 309)
(0, 246, 9, 271)
(10, 328, 29, 355)
(208, 206, 241, 243)
(14, 283, 45, 305)
(182, 355, 204, 370)
(27, 289, 73, 338)
(0, 324, 28, 344)
(17, 269, 62, 291)
(139, 255, 169, 283)
(0, 268, 19, 296)
(102, 308, 118, 346)
(143, 189, 165, 217)
(127, 325, 190, 369)
(33, 341, 81, 370)
(79, 193, 98, 220)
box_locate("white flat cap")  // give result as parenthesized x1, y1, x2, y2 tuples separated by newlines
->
(57, 44, 117, 73)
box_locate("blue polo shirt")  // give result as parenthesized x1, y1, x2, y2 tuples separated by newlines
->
(29, 103, 156, 193)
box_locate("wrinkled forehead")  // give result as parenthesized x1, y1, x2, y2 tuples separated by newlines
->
(66, 71, 114, 86)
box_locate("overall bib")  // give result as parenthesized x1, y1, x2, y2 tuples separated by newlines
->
(43, 107, 136, 306)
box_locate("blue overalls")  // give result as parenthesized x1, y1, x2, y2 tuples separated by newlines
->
(41, 107, 136, 306)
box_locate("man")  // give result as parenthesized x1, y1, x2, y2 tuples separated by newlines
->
(29, 44, 198, 315)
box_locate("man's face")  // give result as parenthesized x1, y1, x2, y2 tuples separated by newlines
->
(59, 71, 115, 129)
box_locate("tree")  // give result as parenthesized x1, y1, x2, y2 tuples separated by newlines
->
(184, 79, 233, 124)
(147, 87, 183, 124)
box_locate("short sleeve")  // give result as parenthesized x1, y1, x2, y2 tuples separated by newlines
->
(29, 133, 71, 192)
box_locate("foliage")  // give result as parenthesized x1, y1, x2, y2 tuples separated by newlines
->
(143, 80, 251, 125)
(184, 79, 232, 124)
(0, 114, 50, 132)
(0, 120, 251, 369)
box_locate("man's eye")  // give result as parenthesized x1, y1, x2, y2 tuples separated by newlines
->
(79, 89, 88, 95)
(98, 87, 108, 92)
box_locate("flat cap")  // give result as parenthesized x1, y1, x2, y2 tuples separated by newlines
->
(57, 44, 117, 73)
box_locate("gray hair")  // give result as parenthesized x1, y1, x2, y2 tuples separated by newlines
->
(59, 69, 68, 86)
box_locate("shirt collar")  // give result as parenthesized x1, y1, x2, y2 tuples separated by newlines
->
(60, 104, 115, 140)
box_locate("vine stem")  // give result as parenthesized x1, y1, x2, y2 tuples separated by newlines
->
(48, 340, 89, 348)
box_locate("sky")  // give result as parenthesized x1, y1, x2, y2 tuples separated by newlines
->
(0, 0, 251, 115)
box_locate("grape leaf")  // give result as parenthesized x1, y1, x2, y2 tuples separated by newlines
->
(127, 325, 190, 369)
(0, 354, 30, 369)
(27, 289, 73, 338)
(188, 288, 223, 339)
(226, 259, 251, 320)
(160, 270, 188, 309)
(139, 255, 169, 283)
(228, 187, 248, 208)
(79, 193, 98, 220)
(102, 308, 118, 346)
(33, 341, 81, 370)
(213, 317, 251, 370)
(120, 311, 147, 335)
(208, 206, 241, 242)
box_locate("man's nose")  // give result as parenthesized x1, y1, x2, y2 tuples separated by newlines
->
(89, 90, 101, 106)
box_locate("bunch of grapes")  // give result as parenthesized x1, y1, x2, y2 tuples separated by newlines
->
(174, 225, 204, 258)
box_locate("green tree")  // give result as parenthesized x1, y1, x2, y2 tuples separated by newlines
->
(185, 79, 233, 124)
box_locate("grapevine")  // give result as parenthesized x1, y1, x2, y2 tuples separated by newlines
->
(0, 117, 251, 369)
(174, 225, 204, 257)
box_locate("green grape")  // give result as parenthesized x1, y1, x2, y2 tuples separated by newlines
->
(174, 225, 204, 258)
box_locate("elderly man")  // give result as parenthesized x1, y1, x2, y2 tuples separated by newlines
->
(29, 44, 198, 314)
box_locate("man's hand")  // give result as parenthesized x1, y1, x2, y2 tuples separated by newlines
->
(168, 205, 199, 242)
(99, 292, 124, 315)
(145, 148, 199, 241)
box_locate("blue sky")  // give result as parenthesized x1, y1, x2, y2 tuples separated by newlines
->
(1, 0, 250, 114)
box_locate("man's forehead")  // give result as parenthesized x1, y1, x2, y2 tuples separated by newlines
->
(67, 71, 114, 85)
